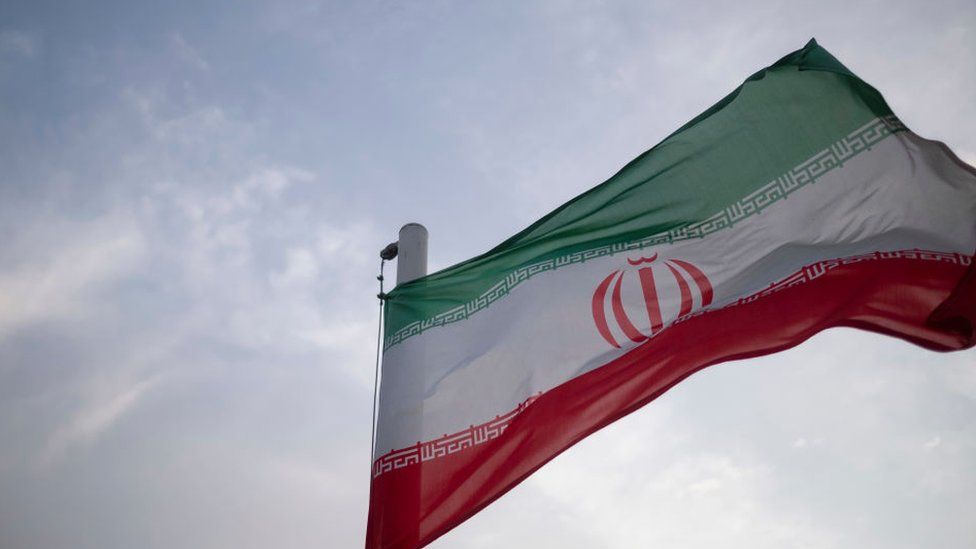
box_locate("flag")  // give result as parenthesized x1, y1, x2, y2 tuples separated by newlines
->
(366, 39, 976, 548)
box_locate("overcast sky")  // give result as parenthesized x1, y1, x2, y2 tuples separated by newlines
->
(0, 1, 974, 548)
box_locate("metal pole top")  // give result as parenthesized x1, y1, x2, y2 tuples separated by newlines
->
(396, 223, 428, 286)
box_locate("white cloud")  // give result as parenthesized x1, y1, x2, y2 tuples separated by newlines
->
(0, 213, 145, 340)
(0, 29, 37, 57)
(170, 32, 209, 72)
(793, 437, 826, 449)
(40, 374, 161, 468)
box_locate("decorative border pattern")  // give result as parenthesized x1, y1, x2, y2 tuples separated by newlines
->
(385, 116, 906, 351)
(373, 248, 971, 478)
(372, 393, 541, 479)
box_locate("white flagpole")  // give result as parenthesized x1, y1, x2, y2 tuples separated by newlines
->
(371, 223, 428, 470)
(395, 222, 428, 285)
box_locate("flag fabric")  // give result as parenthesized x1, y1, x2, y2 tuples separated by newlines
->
(366, 39, 976, 548)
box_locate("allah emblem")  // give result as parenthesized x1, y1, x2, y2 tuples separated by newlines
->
(591, 254, 713, 348)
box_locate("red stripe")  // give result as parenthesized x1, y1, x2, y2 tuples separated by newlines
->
(638, 267, 664, 334)
(592, 271, 620, 348)
(612, 270, 647, 343)
(667, 262, 693, 316)
(670, 258, 714, 307)
(367, 255, 974, 549)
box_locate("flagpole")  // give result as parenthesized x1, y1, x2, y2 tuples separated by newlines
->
(371, 222, 427, 457)
(395, 222, 428, 285)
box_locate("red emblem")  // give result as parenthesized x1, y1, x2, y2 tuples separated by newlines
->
(592, 253, 713, 348)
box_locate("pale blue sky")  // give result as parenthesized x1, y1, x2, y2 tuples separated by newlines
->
(1, 1, 974, 548)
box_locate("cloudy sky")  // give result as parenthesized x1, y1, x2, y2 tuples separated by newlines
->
(1, 1, 974, 548)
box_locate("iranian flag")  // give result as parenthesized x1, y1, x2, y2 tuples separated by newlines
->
(366, 39, 976, 548)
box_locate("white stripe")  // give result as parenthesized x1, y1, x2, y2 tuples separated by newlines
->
(375, 131, 976, 457)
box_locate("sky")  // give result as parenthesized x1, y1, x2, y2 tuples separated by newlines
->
(0, 1, 974, 548)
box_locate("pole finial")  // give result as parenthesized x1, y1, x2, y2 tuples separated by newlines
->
(396, 223, 428, 285)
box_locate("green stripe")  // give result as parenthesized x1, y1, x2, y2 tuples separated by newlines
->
(384, 39, 901, 346)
